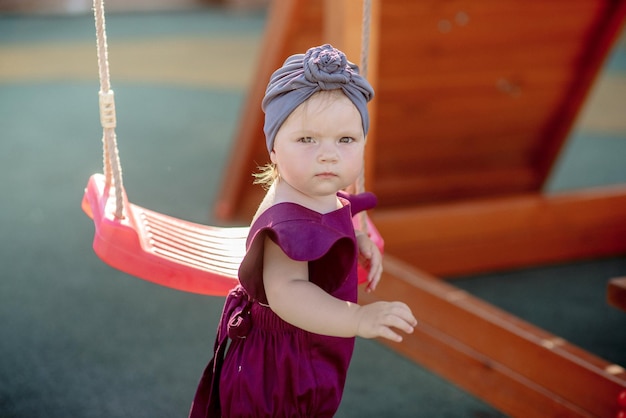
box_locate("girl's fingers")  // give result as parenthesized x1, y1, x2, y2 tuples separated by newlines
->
(389, 302, 418, 328)
(381, 329, 403, 343)
(367, 269, 381, 292)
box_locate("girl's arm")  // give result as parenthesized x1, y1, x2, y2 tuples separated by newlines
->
(263, 236, 417, 342)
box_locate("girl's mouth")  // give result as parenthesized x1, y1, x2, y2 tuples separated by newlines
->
(316, 172, 338, 178)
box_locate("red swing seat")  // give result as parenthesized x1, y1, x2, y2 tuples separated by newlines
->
(82, 173, 380, 295)
(82, 173, 247, 295)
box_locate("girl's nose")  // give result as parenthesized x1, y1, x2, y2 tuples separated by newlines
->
(318, 141, 338, 163)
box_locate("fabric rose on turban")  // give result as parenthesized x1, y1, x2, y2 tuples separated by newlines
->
(262, 44, 374, 153)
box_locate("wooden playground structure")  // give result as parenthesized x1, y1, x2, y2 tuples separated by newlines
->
(214, 1, 626, 416)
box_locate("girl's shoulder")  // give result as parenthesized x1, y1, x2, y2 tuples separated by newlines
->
(248, 188, 378, 242)
(250, 200, 350, 235)
(246, 198, 354, 256)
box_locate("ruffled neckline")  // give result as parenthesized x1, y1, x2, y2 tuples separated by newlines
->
(249, 197, 351, 232)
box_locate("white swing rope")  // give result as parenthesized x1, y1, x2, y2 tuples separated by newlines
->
(355, 0, 372, 233)
(94, 0, 125, 219)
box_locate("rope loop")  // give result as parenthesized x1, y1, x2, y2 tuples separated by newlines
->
(99, 90, 117, 129)
(93, 0, 125, 219)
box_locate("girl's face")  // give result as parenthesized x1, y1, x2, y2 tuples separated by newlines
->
(270, 90, 365, 203)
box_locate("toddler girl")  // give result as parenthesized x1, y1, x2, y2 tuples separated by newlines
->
(190, 44, 416, 418)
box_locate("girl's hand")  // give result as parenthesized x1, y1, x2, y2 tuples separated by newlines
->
(356, 301, 417, 343)
(356, 231, 382, 292)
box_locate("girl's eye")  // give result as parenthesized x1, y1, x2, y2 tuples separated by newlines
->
(339, 137, 355, 143)
(298, 137, 314, 143)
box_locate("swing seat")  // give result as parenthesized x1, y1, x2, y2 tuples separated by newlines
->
(82, 174, 380, 296)
(82, 173, 247, 295)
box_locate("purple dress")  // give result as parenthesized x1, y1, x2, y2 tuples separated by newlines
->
(190, 192, 377, 418)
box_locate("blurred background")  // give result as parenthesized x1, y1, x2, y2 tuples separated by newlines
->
(0, 1, 625, 417)
(0, 0, 269, 14)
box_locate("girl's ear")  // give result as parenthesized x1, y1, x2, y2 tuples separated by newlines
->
(269, 150, 277, 165)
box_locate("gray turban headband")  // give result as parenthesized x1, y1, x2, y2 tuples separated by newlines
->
(262, 44, 375, 153)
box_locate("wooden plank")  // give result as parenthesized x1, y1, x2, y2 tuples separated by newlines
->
(371, 186, 626, 276)
(608, 277, 626, 312)
(373, 166, 539, 206)
(369, 0, 626, 208)
(359, 256, 626, 417)
(378, 1, 608, 48)
(385, 317, 594, 417)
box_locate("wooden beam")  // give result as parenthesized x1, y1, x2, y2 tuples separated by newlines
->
(371, 186, 626, 277)
(608, 277, 626, 312)
(359, 256, 626, 417)
(535, 1, 626, 186)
